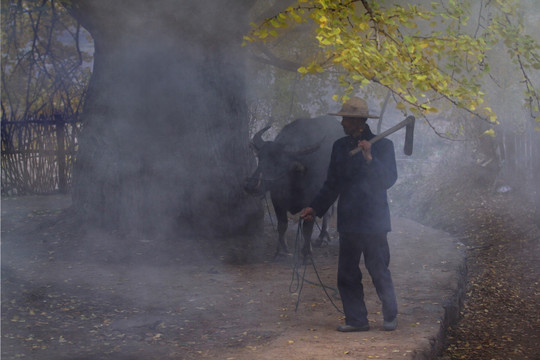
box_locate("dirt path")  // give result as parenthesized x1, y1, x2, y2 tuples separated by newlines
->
(2, 195, 465, 360)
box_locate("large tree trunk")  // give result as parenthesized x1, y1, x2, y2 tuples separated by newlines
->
(66, 0, 261, 239)
(533, 125, 540, 225)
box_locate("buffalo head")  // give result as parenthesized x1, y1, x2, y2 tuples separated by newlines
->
(243, 125, 322, 197)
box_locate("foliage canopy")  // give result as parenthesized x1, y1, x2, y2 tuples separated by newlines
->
(245, 0, 540, 131)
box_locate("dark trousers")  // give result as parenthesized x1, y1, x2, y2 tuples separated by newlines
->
(338, 232, 397, 326)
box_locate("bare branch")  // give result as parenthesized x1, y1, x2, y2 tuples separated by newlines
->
(249, 43, 302, 72)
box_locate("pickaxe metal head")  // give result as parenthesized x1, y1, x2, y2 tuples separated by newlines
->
(403, 115, 415, 156)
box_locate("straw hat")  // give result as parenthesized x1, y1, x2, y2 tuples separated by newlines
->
(329, 97, 379, 118)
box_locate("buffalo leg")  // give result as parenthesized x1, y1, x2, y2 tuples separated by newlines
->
(274, 206, 290, 256)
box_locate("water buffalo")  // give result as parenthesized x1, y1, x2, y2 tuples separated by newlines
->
(244, 116, 344, 258)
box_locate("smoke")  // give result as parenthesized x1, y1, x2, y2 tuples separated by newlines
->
(2, 2, 539, 359)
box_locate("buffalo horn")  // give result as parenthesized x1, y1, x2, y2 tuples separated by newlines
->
(250, 125, 271, 151)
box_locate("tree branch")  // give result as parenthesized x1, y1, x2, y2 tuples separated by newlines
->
(249, 43, 302, 72)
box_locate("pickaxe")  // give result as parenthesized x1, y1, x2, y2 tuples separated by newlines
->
(349, 115, 416, 157)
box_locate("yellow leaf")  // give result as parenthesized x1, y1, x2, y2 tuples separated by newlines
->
(396, 102, 406, 110)
(309, 64, 324, 73)
(483, 129, 495, 137)
(359, 22, 370, 31)
(404, 94, 417, 103)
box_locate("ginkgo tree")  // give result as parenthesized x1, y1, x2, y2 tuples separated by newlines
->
(245, 0, 540, 132)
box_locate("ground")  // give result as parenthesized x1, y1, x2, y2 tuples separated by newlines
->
(2, 194, 466, 360)
(428, 187, 540, 359)
(1, 181, 539, 359)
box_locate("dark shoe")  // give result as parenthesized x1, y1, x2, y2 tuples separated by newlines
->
(336, 324, 370, 332)
(383, 318, 397, 331)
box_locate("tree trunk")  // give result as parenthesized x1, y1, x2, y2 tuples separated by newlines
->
(533, 125, 540, 225)
(67, 0, 261, 239)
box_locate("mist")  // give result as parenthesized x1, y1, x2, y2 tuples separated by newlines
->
(2, 0, 539, 359)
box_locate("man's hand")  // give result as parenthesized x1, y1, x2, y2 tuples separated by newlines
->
(356, 140, 373, 163)
(300, 207, 316, 222)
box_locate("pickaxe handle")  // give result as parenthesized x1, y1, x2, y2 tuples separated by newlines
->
(349, 115, 415, 157)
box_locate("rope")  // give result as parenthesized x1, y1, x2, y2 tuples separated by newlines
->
(289, 220, 343, 314)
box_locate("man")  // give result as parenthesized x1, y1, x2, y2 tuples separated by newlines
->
(300, 97, 398, 332)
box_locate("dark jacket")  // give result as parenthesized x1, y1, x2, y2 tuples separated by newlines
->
(310, 125, 397, 234)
